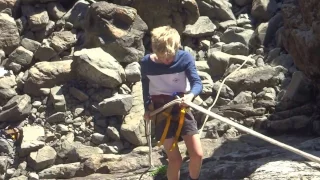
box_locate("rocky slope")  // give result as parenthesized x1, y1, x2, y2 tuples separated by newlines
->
(0, 0, 319, 179)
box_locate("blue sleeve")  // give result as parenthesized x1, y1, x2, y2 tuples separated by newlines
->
(141, 59, 150, 111)
(185, 52, 203, 96)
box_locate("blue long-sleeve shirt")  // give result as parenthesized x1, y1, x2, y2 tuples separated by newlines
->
(141, 50, 203, 110)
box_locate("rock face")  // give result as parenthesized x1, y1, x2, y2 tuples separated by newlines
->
(72, 47, 126, 88)
(130, 0, 199, 33)
(282, 0, 320, 83)
(0, 13, 20, 54)
(0, 0, 319, 180)
(83, 1, 148, 63)
(23, 60, 75, 95)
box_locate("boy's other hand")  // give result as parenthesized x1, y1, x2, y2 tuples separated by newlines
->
(180, 93, 194, 107)
(144, 111, 151, 121)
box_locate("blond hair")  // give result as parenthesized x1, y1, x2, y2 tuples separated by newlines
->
(151, 26, 181, 58)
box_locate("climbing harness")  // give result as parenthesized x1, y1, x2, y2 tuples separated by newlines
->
(148, 93, 188, 152)
(0, 127, 23, 145)
(156, 106, 187, 151)
(145, 56, 320, 171)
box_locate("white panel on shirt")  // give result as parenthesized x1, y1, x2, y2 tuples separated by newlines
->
(147, 71, 191, 95)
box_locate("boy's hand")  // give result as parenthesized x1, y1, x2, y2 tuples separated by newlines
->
(180, 93, 194, 107)
(144, 111, 151, 121)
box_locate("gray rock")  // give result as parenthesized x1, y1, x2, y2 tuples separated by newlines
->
(46, 112, 66, 124)
(10, 175, 28, 180)
(219, 20, 237, 30)
(38, 162, 81, 179)
(67, 144, 103, 162)
(20, 38, 41, 53)
(120, 82, 146, 146)
(0, 73, 17, 100)
(198, 71, 213, 95)
(106, 126, 120, 141)
(207, 51, 255, 78)
(34, 39, 58, 61)
(15, 16, 27, 34)
(222, 42, 249, 56)
(22, 125, 45, 142)
(183, 16, 216, 37)
(24, 60, 74, 96)
(91, 133, 107, 145)
(19, 140, 45, 157)
(46, 2, 66, 20)
(198, 0, 235, 21)
(221, 27, 254, 47)
(0, 13, 20, 54)
(230, 91, 253, 104)
(84, 2, 147, 63)
(212, 81, 234, 99)
(266, 47, 281, 63)
(34, 19, 55, 42)
(69, 87, 89, 102)
(99, 141, 124, 154)
(0, 49, 5, 62)
(98, 94, 133, 116)
(73, 48, 125, 88)
(125, 62, 141, 83)
(28, 146, 57, 171)
(225, 66, 285, 94)
(49, 31, 77, 52)
(0, 138, 14, 155)
(251, 0, 278, 21)
(207, 51, 230, 78)
(8, 46, 33, 66)
(28, 172, 39, 180)
(195, 61, 210, 74)
(0, 156, 8, 174)
(271, 54, 294, 70)
(57, 124, 68, 133)
(72, 105, 84, 117)
(249, 160, 320, 179)
(0, 94, 32, 122)
(50, 86, 66, 112)
(62, 0, 89, 29)
(267, 115, 311, 132)
(27, 7, 49, 31)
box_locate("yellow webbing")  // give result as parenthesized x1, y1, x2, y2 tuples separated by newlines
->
(169, 107, 186, 151)
(157, 112, 172, 147)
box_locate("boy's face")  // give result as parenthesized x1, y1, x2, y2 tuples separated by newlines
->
(157, 54, 174, 65)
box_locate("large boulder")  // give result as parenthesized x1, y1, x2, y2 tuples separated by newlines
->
(225, 66, 286, 94)
(197, 0, 235, 21)
(0, 13, 20, 55)
(251, 0, 278, 22)
(130, 0, 199, 33)
(120, 82, 147, 146)
(61, 0, 89, 29)
(72, 47, 125, 88)
(0, 73, 17, 101)
(282, 0, 320, 83)
(23, 60, 75, 95)
(83, 1, 148, 63)
(0, 94, 32, 122)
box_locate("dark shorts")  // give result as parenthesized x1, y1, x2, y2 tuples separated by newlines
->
(151, 101, 199, 141)
(155, 110, 199, 141)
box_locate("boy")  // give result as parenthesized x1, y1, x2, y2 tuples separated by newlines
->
(141, 26, 203, 180)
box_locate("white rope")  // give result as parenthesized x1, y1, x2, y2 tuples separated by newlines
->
(198, 57, 250, 137)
